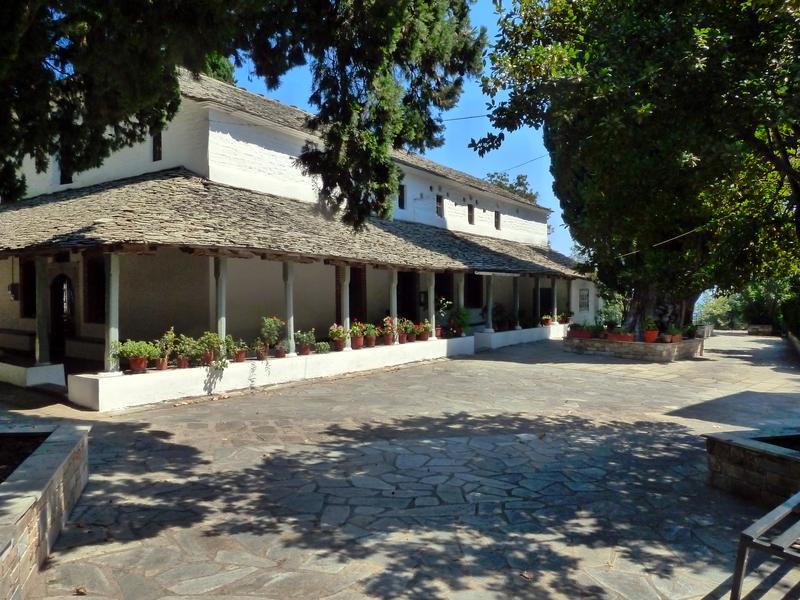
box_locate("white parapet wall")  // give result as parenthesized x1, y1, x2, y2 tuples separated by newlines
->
(474, 324, 567, 352)
(0, 362, 66, 388)
(68, 336, 475, 411)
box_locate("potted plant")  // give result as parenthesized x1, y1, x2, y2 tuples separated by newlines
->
(435, 297, 452, 338)
(557, 312, 572, 325)
(232, 338, 249, 362)
(198, 331, 223, 365)
(175, 334, 199, 368)
(685, 324, 698, 339)
(274, 339, 288, 358)
(252, 338, 268, 360)
(643, 318, 659, 343)
(155, 326, 176, 370)
(294, 329, 315, 355)
(449, 307, 469, 336)
(666, 325, 683, 343)
(567, 323, 592, 339)
(399, 318, 416, 342)
(381, 316, 395, 345)
(611, 327, 634, 342)
(113, 340, 159, 374)
(260, 316, 285, 354)
(363, 323, 378, 347)
(349, 320, 365, 349)
(314, 341, 331, 354)
(328, 323, 348, 351)
(417, 319, 433, 341)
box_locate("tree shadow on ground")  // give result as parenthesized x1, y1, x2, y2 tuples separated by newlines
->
(198, 412, 767, 598)
(668, 392, 800, 429)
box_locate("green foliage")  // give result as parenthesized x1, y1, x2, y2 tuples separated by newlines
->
(175, 334, 202, 361)
(1, 0, 485, 228)
(198, 331, 222, 352)
(484, 172, 539, 204)
(203, 53, 236, 85)
(363, 323, 378, 337)
(113, 340, 159, 360)
(156, 327, 176, 359)
(260, 316, 285, 346)
(644, 318, 658, 331)
(448, 307, 469, 330)
(294, 328, 316, 346)
(695, 295, 746, 330)
(314, 341, 331, 354)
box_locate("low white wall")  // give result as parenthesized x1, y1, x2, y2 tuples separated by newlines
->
(474, 324, 567, 351)
(67, 336, 475, 411)
(0, 362, 65, 388)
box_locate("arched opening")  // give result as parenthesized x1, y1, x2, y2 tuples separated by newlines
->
(50, 274, 75, 361)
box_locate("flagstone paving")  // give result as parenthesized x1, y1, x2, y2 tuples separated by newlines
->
(3, 332, 800, 599)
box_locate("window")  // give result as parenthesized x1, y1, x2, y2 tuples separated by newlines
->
(464, 273, 483, 308)
(59, 163, 72, 185)
(19, 259, 36, 318)
(494, 211, 501, 230)
(152, 131, 162, 162)
(84, 256, 106, 324)
(579, 288, 590, 312)
(435, 195, 444, 218)
(467, 204, 475, 225)
(398, 184, 406, 210)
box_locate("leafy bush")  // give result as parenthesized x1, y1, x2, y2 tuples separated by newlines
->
(113, 340, 159, 360)
(294, 329, 316, 346)
(363, 323, 378, 337)
(328, 324, 347, 341)
(260, 316, 285, 346)
(314, 341, 331, 354)
(156, 327, 176, 359)
(175, 335, 201, 361)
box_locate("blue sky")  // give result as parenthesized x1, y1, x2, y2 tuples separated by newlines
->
(232, 1, 574, 255)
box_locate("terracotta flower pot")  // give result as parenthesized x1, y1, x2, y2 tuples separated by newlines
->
(256, 349, 267, 361)
(365, 335, 376, 348)
(274, 347, 287, 358)
(418, 331, 430, 341)
(406, 332, 416, 342)
(643, 330, 658, 343)
(333, 339, 345, 351)
(298, 344, 312, 356)
(202, 350, 214, 365)
(128, 356, 148, 373)
(234, 350, 247, 362)
(435, 326, 442, 338)
(155, 357, 168, 370)
(177, 356, 190, 369)
(351, 335, 364, 350)
(542, 318, 552, 326)
(398, 332, 407, 344)
(382, 333, 394, 345)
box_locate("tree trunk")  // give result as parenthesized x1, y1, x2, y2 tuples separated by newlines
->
(624, 284, 657, 337)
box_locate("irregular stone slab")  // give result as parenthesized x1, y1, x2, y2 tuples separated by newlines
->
(350, 475, 394, 490)
(321, 505, 350, 528)
(383, 504, 476, 518)
(396, 454, 429, 469)
(585, 567, 661, 600)
(167, 566, 258, 595)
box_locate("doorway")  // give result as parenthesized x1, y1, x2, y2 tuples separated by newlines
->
(50, 274, 75, 360)
(397, 271, 418, 321)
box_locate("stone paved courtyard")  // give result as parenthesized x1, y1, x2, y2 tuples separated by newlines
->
(3, 332, 800, 599)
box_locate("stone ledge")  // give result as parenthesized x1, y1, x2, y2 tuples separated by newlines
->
(0, 423, 90, 600)
(562, 337, 704, 363)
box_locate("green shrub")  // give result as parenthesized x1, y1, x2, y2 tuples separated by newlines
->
(113, 340, 159, 360)
(314, 341, 331, 353)
(294, 329, 316, 346)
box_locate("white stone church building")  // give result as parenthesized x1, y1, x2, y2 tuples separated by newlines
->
(0, 71, 598, 409)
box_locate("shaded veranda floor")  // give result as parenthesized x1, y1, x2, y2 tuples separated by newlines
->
(2, 332, 800, 599)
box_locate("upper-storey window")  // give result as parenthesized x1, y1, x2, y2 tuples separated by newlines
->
(398, 184, 406, 210)
(152, 131, 162, 162)
(467, 204, 475, 225)
(435, 195, 444, 218)
(494, 211, 501, 230)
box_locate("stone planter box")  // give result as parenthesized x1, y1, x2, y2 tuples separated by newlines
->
(474, 324, 567, 351)
(705, 428, 800, 508)
(68, 336, 475, 411)
(695, 324, 714, 338)
(562, 336, 704, 363)
(0, 423, 90, 599)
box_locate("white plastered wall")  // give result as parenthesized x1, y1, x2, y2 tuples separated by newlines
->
(19, 100, 210, 198)
(570, 279, 598, 325)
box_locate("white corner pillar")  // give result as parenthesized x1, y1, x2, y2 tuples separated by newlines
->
(340, 265, 351, 350)
(34, 256, 50, 365)
(455, 272, 465, 309)
(214, 256, 228, 341)
(535, 275, 542, 323)
(484, 274, 494, 333)
(568, 279, 575, 317)
(283, 262, 297, 356)
(513, 276, 522, 330)
(427, 272, 436, 339)
(389, 269, 398, 344)
(551, 275, 558, 321)
(103, 253, 120, 372)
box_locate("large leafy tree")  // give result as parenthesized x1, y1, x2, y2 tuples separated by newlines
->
(475, 0, 799, 325)
(1, 1, 484, 225)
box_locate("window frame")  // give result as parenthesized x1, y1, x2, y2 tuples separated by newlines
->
(579, 288, 590, 312)
(398, 184, 406, 210)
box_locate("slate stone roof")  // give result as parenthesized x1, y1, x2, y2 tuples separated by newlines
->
(0, 169, 579, 277)
(179, 71, 548, 210)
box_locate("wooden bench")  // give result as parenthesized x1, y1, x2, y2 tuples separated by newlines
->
(731, 490, 800, 599)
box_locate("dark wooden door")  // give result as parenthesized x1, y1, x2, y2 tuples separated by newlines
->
(397, 271, 418, 321)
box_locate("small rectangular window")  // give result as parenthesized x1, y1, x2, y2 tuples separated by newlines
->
(152, 131, 163, 162)
(436, 195, 444, 218)
(467, 204, 475, 225)
(494, 211, 501, 230)
(398, 184, 405, 210)
(464, 273, 483, 309)
(579, 288, 590, 312)
(19, 259, 36, 318)
(84, 256, 106, 324)
(59, 163, 72, 185)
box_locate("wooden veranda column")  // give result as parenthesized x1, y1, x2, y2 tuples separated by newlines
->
(535, 276, 541, 324)
(484, 274, 494, 333)
(34, 257, 50, 365)
(427, 272, 436, 339)
(513, 277, 521, 329)
(283, 262, 296, 356)
(214, 257, 228, 340)
(551, 275, 558, 322)
(103, 253, 120, 372)
(389, 269, 398, 344)
(455, 272, 465, 309)
(340, 265, 351, 350)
